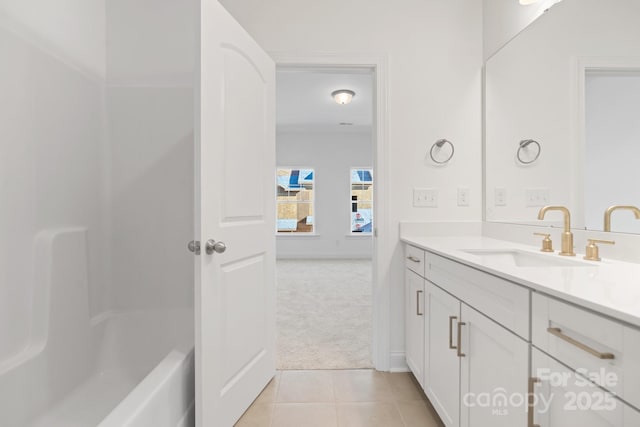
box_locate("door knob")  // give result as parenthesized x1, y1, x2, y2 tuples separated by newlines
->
(187, 240, 201, 255)
(205, 239, 227, 255)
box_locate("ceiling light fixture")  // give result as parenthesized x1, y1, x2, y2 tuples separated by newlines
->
(331, 89, 355, 105)
(519, 0, 539, 4)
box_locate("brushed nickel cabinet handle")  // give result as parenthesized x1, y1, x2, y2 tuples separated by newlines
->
(416, 290, 423, 316)
(457, 321, 466, 358)
(449, 316, 458, 349)
(547, 327, 614, 360)
(406, 256, 421, 263)
(528, 377, 541, 427)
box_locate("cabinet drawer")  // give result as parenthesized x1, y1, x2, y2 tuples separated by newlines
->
(405, 245, 425, 277)
(532, 347, 640, 426)
(532, 292, 640, 409)
(425, 252, 530, 340)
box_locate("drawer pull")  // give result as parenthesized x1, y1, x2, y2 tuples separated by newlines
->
(449, 316, 458, 349)
(547, 327, 615, 360)
(406, 256, 421, 263)
(416, 290, 423, 316)
(457, 321, 466, 358)
(528, 377, 541, 427)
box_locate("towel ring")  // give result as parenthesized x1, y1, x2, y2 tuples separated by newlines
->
(430, 139, 455, 164)
(517, 139, 541, 164)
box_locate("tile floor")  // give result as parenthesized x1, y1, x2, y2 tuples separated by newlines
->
(235, 370, 445, 427)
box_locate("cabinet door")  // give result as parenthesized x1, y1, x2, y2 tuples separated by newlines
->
(425, 282, 461, 427)
(405, 269, 425, 387)
(460, 304, 528, 427)
(530, 348, 640, 426)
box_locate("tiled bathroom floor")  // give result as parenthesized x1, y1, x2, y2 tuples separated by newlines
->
(235, 369, 445, 427)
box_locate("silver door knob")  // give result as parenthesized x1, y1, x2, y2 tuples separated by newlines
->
(205, 239, 227, 255)
(187, 240, 201, 255)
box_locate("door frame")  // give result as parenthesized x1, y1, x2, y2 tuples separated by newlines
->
(271, 52, 391, 371)
(572, 56, 640, 230)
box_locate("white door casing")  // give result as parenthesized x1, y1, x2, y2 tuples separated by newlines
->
(195, 1, 276, 426)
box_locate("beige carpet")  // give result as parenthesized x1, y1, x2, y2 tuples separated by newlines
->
(277, 259, 373, 370)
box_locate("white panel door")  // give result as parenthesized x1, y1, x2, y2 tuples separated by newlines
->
(195, 1, 276, 426)
(405, 269, 425, 387)
(425, 282, 461, 427)
(459, 304, 528, 427)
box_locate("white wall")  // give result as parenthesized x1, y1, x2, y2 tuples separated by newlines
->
(219, 0, 483, 368)
(483, 0, 561, 60)
(277, 130, 373, 259)
(0, 11, 108, 362)
(585, 72, 640, 234)
(105, 1, 195, 84)
(0, 0, 106, 76)
(485, 0, 640, 226)
(106, 0, 195, 310)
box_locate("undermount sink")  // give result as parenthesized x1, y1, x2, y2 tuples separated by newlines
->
(461, 249, 593, 268)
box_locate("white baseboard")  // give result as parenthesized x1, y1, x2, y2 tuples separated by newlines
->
(389, 352, 409, 373)
(276, 253, 372, 260)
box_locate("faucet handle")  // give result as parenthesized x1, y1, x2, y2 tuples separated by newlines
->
(584, 239, 615, 262)
(533, 233, 554, 253)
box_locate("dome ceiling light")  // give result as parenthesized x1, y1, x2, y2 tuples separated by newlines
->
(331, 89, 355, 105)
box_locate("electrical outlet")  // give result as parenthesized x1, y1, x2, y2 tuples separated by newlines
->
(413, 188, 438, 207)
(457, 188, 470, 206)
(526, 188, 550, 207)
(495, 188, 507, 206)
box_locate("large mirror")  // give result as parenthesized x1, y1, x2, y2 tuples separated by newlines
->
(485, 0, 640, 234)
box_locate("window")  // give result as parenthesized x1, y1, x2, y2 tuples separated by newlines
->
(276, 168, 314, 233)
(351, 168, 373, 233)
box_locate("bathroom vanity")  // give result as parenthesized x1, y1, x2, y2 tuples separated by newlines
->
(402, 235, 640, 427)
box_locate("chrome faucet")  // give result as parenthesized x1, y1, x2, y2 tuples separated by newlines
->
(537, 206, 575, 256)
(604, 205, 640, 232)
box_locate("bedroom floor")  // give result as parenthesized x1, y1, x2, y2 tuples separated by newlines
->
(277, 259, 373, 370)
(235, 369, 444, 427)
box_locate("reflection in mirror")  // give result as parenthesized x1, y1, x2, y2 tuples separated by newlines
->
(585, 71, 640, 234)
(485, 0, 640, 233)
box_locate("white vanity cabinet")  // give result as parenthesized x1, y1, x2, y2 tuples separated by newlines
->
(403, 239, 640, 427)
(405, 245, 529, 427)
(405, 268, 425, 387)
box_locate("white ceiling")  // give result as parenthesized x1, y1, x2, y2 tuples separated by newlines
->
(276, 68, 373, 132)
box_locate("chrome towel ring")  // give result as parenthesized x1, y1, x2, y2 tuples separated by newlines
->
(430, 139, 455, 164)
(517, 139, 541, 164)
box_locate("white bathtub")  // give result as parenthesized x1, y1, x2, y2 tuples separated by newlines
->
(99, 345, 194, 427)
(0, 229, 194, 427)
(0, 309, 194, 427)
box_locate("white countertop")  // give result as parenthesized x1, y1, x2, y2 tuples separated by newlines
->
(401, 235, 640, 329)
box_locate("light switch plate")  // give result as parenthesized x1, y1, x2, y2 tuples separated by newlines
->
(526, 188, 550, 207)
(457, 188, 470, 206)
(414, 188, 438, 207)
(495, 188, 507, 206)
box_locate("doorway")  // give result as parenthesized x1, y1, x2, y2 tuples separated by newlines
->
(275, 66, 376, 370)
